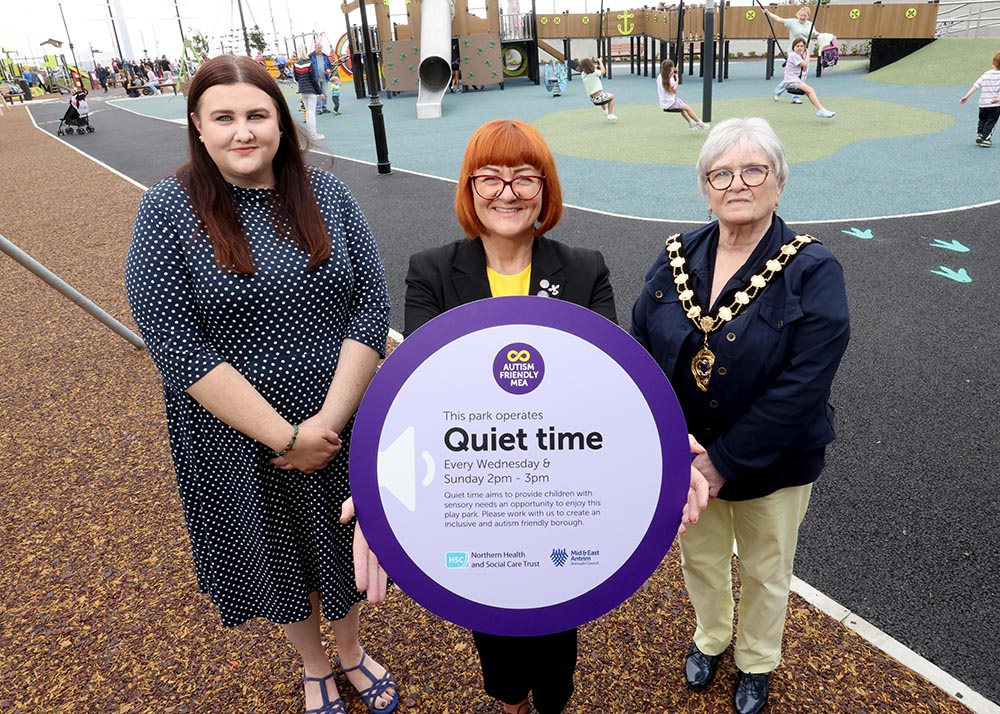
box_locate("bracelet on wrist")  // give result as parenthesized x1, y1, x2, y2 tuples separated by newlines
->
(273, 423, 299, 457)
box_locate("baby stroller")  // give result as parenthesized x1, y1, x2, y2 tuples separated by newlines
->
(57, 91, 94, 136)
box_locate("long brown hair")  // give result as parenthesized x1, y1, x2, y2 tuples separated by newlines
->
(660, 59, 676, 92)
(178, 55, 329, 274)
(455, 119, 563, 239)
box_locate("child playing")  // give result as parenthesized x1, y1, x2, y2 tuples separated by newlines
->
(773, 37, 835, 118)
(330, 75, 342, 115)
(578, 57, 617, 121)
(657, 60, 706, 129)
(959, 51, 1000, 147)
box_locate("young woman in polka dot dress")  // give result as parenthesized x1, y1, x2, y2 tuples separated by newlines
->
(125, 56, 397, 714)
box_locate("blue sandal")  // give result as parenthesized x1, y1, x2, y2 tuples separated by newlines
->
(302, 670, 348, 714)
(338, 649, 399, 713)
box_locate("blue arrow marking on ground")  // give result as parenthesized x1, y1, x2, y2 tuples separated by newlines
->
(842, 227, 873, 240)
(928, 238, 970, 253)
(930, 266, 972, 283)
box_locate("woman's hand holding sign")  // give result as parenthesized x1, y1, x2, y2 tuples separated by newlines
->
(340, 497, 389, 604)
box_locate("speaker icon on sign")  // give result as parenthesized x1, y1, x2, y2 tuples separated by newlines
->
(377, 426, 435, 512)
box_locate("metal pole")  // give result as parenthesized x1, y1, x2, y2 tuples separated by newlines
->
(172, 0, 188, 59)
(106, 0, 124, 61)
(717, 0, 725, 83)
(56, 1, 81, 74)
(236, 0, 253, 56)
(675, 0, 685, 66)
(598, 1, 606, 77)
(357, 0, 391, 174)
(0, 235, 145, 350)
(268, 0, 280, 52)
(702, 4, 714, 123)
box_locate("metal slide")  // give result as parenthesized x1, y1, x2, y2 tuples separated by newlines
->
(416, 0, 454, 119)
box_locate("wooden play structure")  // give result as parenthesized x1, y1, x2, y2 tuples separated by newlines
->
(339, 0, 508, 94)
(337, 1, 940, 99)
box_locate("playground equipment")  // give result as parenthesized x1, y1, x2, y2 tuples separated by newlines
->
(543, 60, 567, 96)
(416, 0, 454, 119)
(342, 0, 512, 118)
(338, 2, 939, 117)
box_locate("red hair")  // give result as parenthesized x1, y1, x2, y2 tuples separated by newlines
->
(178, 55, 329, 274)
(455, 119, 563, 239)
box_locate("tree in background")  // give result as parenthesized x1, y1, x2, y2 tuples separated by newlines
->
(188, 30, 210, 57)
(248, 26, 268, 56)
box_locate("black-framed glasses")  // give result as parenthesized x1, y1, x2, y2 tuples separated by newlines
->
(470, 174, 546, 200)
(705, 165, 772, 190)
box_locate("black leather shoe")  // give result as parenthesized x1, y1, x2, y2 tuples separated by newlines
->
(734, 670, 770, 714)
(684, 644, 721, 690)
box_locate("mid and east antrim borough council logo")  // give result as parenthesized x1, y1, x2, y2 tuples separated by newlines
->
(493, 343, 545, 395)
(550, 548, 568, 567)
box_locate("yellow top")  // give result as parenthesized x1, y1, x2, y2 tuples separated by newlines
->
(487, 264, 532, 297)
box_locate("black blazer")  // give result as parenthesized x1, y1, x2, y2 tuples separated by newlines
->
(404, 235, 618, 336)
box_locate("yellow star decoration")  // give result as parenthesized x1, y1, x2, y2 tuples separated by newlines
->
(746, 10, 756, 20)
(849, 8, 861, 19)
(905, 7, 917, 18)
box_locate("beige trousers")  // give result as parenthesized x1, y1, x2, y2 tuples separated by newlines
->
(679, 483, 813, 673)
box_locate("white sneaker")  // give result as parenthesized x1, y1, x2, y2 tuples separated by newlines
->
(816, 110, 835, 119)
(697, 122, 709, 130)
(606, 113, 618, 121)
(772, 93, 781, 102)
(791, 96, 803, 104)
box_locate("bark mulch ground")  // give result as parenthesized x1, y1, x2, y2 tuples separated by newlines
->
(0, 105, 973, 713)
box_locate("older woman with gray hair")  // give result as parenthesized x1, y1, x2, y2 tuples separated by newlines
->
(630, 118, 850, 714)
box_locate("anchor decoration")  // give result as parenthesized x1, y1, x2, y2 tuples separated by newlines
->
(618, 10, 635, 35)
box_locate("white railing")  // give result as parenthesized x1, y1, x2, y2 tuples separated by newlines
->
(935, 0, 1000, 36)
(500, 13, 533, 42)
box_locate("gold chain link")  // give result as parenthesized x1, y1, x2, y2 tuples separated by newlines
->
(664, 233, 817, 335)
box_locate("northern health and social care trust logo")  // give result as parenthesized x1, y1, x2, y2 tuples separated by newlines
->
(493, 343, 545, 395)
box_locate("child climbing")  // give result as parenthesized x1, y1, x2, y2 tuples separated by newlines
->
(959, 50, 1000, 147)
(657, 60, 706, 129)
(578, 57, 617, 121)
(773, 37, 835, 118)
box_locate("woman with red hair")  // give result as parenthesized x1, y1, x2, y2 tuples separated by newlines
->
(402, 119, 708, 713)
(125, 55, 397, 714)
(405, 118, 609, 714)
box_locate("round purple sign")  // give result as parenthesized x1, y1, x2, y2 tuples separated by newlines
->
(492, 342, 545, 395)
(350, 297, 690, 637)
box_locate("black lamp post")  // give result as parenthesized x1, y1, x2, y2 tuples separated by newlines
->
(237, 0, 253, 57)
(105, 0, 124, 61)
(356, 0, 391, 175)
(56, 0, 80, 72)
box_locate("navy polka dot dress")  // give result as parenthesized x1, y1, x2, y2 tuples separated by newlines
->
(125, 169, 390, 627)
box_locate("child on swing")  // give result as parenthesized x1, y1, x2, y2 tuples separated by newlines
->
(657, 60, 707, 129)
(578, 57, 617, 121)
(773, 37, 835, 118)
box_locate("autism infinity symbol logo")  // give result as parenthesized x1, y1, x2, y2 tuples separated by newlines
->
(507, 349, 532, 362)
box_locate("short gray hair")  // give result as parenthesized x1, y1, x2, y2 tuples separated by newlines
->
(695, 118, 789, 199)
